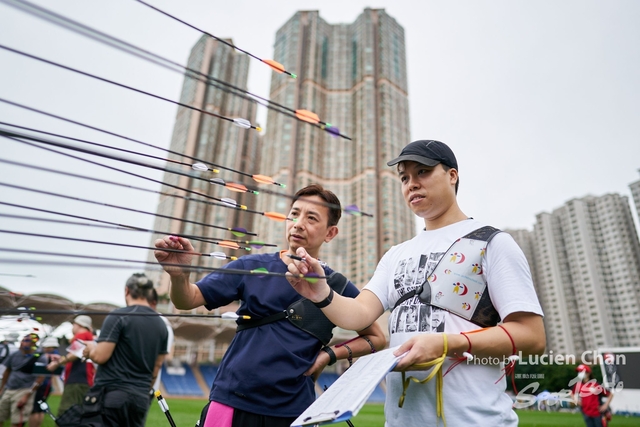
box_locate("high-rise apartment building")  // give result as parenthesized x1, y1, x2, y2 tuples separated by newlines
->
(148, 10, 413, 361)
(503, 228, 539, 292)
(531, 194, 640, 355)
(148, 35, 261, 294)
(255, 9, 414, 286)
(630, 169, 640, 219)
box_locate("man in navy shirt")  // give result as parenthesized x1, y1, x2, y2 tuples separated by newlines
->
(155, 184, 385, 427)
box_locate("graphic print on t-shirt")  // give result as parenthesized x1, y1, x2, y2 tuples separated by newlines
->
(390, 252, 447, 334)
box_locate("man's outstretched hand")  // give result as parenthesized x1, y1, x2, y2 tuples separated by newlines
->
(286, 247, 331, 303)
(154, 235, 195, 276)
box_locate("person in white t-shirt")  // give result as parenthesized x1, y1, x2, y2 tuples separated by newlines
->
(287, 140, 546, 426)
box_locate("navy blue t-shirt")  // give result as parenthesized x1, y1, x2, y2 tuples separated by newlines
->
(196, 252, 360, 417)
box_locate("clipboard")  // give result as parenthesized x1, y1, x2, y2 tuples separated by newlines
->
(66, 340, 87, 358)
(291, 346, 403, 426)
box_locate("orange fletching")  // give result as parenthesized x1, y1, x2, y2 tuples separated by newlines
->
(264, 212, 287, 222)
(264, 59, 285, 73)
(226, 182, 248, 193)
(295, 109, 320, 124)
(252, 174, 275, 185)
(219, 241, 240, 250)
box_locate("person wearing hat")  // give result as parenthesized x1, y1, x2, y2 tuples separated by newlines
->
(29, 337, 59, 427)
(0, 334, 46, 427)
(46, 315, 95, 417)
(574, 364, 613, 427)
(287, 140, 546, 426)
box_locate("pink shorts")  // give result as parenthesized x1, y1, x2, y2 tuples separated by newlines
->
(203, 401, 234, 427)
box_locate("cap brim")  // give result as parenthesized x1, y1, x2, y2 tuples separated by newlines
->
(387, 155, 441, 167)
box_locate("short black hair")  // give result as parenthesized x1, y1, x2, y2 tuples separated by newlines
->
(440, 164, 460, 194)
(291, 184, 342, 227)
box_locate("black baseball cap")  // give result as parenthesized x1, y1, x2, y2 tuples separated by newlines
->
(387, 140, 458, 171)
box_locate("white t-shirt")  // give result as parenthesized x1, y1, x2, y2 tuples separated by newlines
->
(365, 219, 543, 427)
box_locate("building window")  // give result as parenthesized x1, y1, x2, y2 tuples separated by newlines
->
(352, 38, 358, 80)
(321, 36, 328, 79)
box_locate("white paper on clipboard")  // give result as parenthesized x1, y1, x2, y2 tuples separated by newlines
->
(291, 346, 403, 426)
(65, 340, 87, 358)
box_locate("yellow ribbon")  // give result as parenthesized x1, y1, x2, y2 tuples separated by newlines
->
(398, 334, 448, 427)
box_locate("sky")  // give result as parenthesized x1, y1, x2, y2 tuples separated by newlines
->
(0, 0, 639, 307)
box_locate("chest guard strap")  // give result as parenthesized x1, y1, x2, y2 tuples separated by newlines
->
(392, 226, 502, 328)
(236, 271, 349, 345)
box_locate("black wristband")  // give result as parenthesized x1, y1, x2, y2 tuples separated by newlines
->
(312, 287, 334, 308)
(321, 346, 337, 366)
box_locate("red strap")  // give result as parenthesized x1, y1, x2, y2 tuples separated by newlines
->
(444, 332, 473, 377)
(495, 325, 519, 393)
(498, 325, 516, 355)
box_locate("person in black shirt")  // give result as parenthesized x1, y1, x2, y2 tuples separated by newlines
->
(82, 273, 168, 427)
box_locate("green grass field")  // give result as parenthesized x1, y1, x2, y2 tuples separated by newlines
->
(25, 395, 639, 427)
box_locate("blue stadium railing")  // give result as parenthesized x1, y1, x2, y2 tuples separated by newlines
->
(199, 364, 219, 388)
(160, 364, 204, 396)
(161, 364, 386, 402)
